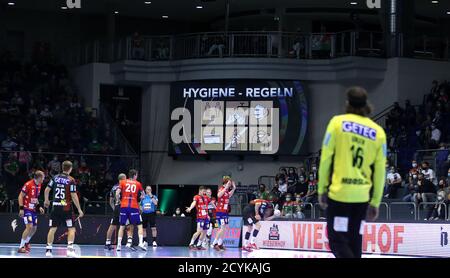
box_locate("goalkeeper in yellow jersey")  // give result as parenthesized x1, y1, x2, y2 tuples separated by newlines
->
(318, 87, 387, 258)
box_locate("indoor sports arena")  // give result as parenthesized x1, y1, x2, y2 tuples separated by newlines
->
(0, 0, 450, 263)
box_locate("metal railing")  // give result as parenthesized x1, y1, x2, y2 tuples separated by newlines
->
(417, 202, 448, 221)
(61, 31, 389, 66)
(389, 202, 417, 220)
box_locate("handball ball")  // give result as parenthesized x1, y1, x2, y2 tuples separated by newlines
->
(274, 209, 281, 217)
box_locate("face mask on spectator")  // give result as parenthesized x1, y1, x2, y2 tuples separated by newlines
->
(176, 209, 181, 215)
(412, 163, 417, 168)
(309, 176, 314, 181)
(285, 197, 291, 201)
(312, 166, 317, 171)
(299, 177, 305, 183)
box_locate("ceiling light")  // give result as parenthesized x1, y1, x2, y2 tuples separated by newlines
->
(7, 2, 15, 6)
(162, 15, 169, 18)
(350, 2, 358, 5)
(61, 6, 68, 9)
(196, 5, 203, 9)
(431, 1, 439, 4)
(114, 11, 119, 14)
(144, 1, 151, 4)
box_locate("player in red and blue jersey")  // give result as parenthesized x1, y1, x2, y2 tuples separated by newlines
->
(17, 171, 45, 253)
(115, 169, 146, 252)
(186, 186, 211, 250)
(212, 176, 236, 251)
(242, 199, 276, 252)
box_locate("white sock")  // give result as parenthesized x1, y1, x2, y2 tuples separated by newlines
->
(244, 239, 249, 246)
(212, 238, 218, 245)
(106, 239, 111, 245)
(197, 237, 203, 246)
(25, 236, 31, 243)
(250, 236, 256, 244)
(46, 245, 52, 251)
(190, 238, 196, 245)
(218, 238, 223, 245)
(139, 235, 143, 245)
(19, 239, 26, 248)
(117, 237, 122, 246)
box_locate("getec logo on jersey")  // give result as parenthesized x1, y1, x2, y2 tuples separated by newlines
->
(342, 121, 377, 141)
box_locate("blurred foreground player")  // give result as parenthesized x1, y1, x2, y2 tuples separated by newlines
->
(212, 176, 236, 251)
(105, 173, 130, 250)
(44, 161, 84, 257)
(318, 87, 386, 258)
(186, 186, 210, 250)
(115, 169, 146, 251)
(17, 171, 45, 253)
(242, 199, 275, 252)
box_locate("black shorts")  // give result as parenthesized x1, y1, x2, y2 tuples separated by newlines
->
(141, 212, 156, 228)
(49, 207, 74, 228)
(110, 205, 120, 226)
(242, 206, 258, 226)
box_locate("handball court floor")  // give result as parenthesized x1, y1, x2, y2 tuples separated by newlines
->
(0, 244, 420, 258)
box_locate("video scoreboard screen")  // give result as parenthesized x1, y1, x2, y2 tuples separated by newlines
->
(169, 80, 308, 156)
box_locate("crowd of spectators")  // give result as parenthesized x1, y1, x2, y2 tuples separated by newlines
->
(0, 47, 131, 212)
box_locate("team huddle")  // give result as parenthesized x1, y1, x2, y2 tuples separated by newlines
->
(16, 163, 276, 257)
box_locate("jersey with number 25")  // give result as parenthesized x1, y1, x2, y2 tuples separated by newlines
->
(119, 179, 143, 209)
(318, 114, 387, 207)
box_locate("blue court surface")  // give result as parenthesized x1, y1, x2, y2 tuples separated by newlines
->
(0, 244, 420, 258)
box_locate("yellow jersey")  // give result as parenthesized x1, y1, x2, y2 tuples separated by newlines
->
(318, 114, 387, 207)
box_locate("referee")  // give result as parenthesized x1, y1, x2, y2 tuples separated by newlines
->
(318, 87, 387, 258)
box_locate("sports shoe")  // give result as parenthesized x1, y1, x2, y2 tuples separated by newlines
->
(18, 247, 28, 254)
(152, 241, 158, 248)
(196, 246, 206, 250)
(213, 244, 221, 251)
(219, 244, 226, 250)
(25, 243, 31, 252)
(143, 241, 148, 248)
(189, 244, 197, 250)
(242, 245, 253, 252)
(67, 248, 77, 258)
(138, 243, 147, 251)
(104, 244, 112, 250)
(45, 249, 53, 257)
(250, 243, 259, 250)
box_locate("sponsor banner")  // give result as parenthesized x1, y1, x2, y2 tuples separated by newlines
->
(211, 217, 242, 248)
(0, 213, 192, 246)
(243, 220, 450, 257)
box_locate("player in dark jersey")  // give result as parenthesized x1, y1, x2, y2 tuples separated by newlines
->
(44, 161, 84, 258)
(17, 171, 45, 253)
(186, 186, 211, 250)
(104, 173, 126, 250)
(242, 199, 275, 252)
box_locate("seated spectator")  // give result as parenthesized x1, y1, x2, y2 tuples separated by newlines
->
(425, 178, 450, 220)
(430, 124, 441, 148)
(1, 136, 18, 151)
(414, 173, 437, 210)
(310, 164, 318, 180)
(288, 174, 307, 196)
(172, 207, 185, 217)
(207, 35, 225, 58)
(277, 176, 288, 195)
(302, 173, 318, 204)
(289, 29, 305, 59)
(253, 183, 270, 200)
(385, 166, 402, 199)
(156, 39, 169, 60)
(281, 193, 295, 218)
(293, 193, 305, 219)
(287, 168, 299, 187)
(268, 183, 281, 206)
(408, 160, 421, 185)
(421, 161, 436, 184)
(403, 172, 419, 205)
(131, 32, 145, 60)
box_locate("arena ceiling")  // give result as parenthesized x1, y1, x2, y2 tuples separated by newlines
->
(2, 0, 450, 22)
